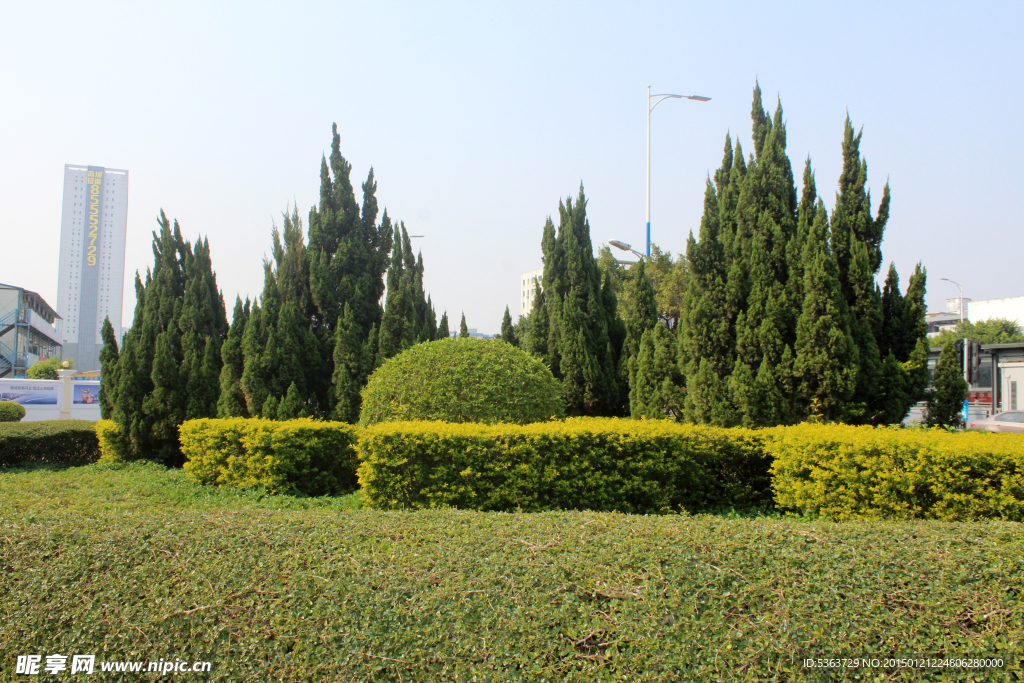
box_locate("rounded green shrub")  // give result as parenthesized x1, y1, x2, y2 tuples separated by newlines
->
(0, 401, 26, 422)
(360, 339, 563, 426)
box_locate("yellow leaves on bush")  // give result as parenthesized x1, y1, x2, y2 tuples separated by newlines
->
(356, 417, 773, 513)
(180, 418, 360, 496)
(768, 423, 1024, 521)
(95, 420, 130, 464)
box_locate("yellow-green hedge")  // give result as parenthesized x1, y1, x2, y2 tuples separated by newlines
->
(357, 418, 773, 512)
(769, 424, 1024, 520)
(180, 418, 360, 496)
(95, 419, 131, 463)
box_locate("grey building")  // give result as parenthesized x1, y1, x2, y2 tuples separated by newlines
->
(55, 164, 129, 372)
(0, 283, 63, 378)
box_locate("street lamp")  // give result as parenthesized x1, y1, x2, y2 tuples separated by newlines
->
(610, 239, 643, 264)
(647, 86, 710, 257)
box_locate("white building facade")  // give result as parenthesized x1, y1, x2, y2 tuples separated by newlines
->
(967, 296, 1024, 329)
(520, 268, 543, 317)
(55, 164, 129, 373)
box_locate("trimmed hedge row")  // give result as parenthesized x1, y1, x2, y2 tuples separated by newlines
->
(769, 423, 1024, 521)
(180, 418, 360, 496)
(0, 420, 101, 468)
(356, 418, 773, 513)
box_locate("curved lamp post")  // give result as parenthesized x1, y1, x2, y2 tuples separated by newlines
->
(647, 86, 710, 257)
(609, 240, 645, 261)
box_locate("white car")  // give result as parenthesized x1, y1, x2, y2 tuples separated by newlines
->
(970, 411, 1024, 433)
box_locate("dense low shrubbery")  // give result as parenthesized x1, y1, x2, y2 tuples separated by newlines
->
(180, 418, 360, 496)
(769, 423, 1024, 521)
(357, 418, 772, 513)
(0, 400, 26, 422)
(1, 463, 1020, 681)
(0, 420, 101, 467)
(359, 338, 564, 426)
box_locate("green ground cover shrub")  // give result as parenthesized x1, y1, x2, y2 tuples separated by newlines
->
(0, 463, 1020, 681)
(0, 400, 26, 422)
(357, 417, 772, 512)
(180, 418, 360, 496)
(769, 423, 1024, 521)
(0, 420, 100, 467)
(360, 338, 564, 425)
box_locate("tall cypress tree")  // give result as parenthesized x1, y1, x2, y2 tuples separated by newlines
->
(331, 304, 365, 423)
(437, 311, 450, 340)
(926, 341, 967, 428)
(98, 317, 119, 420)
(499, 306, 518, 346)
(619, 258, 657, 412)
(113, 212, 227, 464)
(532, 186, 622, 416)
(217, 297, 249, 417)
(631, 324, 684, 420)
(459, 313, 469, 339)
(792, 202, 857, 421)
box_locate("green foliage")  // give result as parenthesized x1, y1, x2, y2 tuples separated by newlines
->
(99, 318, 119, 419)
(630, 324, 685, 420)
(532, 187, 622, 416)
(25, 356, 69, 380)
(459, 312, 469, 339)
(357, 418, 772, 513)
(933, 317, 1024, 346)
(770, 423, 1024, 520)
(926, 341, 969, 428)
(112, 212, 228, 465)
(499, 306, 518, 346)
(3, 462, 1021, 680)
(180, 417, 360, 495)
(436, 311, 449, 340)
(0, 420, 100, 467)
(0, 401, 26, 422)
(678, 84, 926, 428)
(359, 338, 563, 426)
(217, 296, 250, 418)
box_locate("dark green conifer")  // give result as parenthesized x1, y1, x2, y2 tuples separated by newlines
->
(620, 259, 657, 411)
(99, 317, 119, 420)
(500, 306, 518, 346)
(926, 341, 968, 428)
(793, 203, 856, 421)
(459, 313, 469, 339)
(331, 304, 365, 423)
(630, 324, 684, 420)
(437, 312, 450, 340)
(277, 381, 303, 420)
(218, 297, 249, 417)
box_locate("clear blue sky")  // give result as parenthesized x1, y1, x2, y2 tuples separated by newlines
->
(2, 1, 1021, 334)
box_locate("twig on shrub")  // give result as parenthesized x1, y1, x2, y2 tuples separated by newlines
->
(157, 587, 255, 621)
(347, 650, 416, 666)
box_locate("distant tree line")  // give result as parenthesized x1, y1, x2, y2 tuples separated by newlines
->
(101, 125, 447, 463)
(509, 83, 932, 426)
(100, 86, 941, 464)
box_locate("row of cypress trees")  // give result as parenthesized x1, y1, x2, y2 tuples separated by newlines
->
(516, 83, 930, 426)
(101, 125, 446, 460)
(99, 214, 228, 464)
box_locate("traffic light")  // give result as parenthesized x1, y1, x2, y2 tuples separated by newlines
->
(955, 339, 965, 374)
(968, 341, 982, 385)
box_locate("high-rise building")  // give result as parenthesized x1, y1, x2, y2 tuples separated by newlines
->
(520, 268, 543, 317)
(55, 164, 129, 373)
